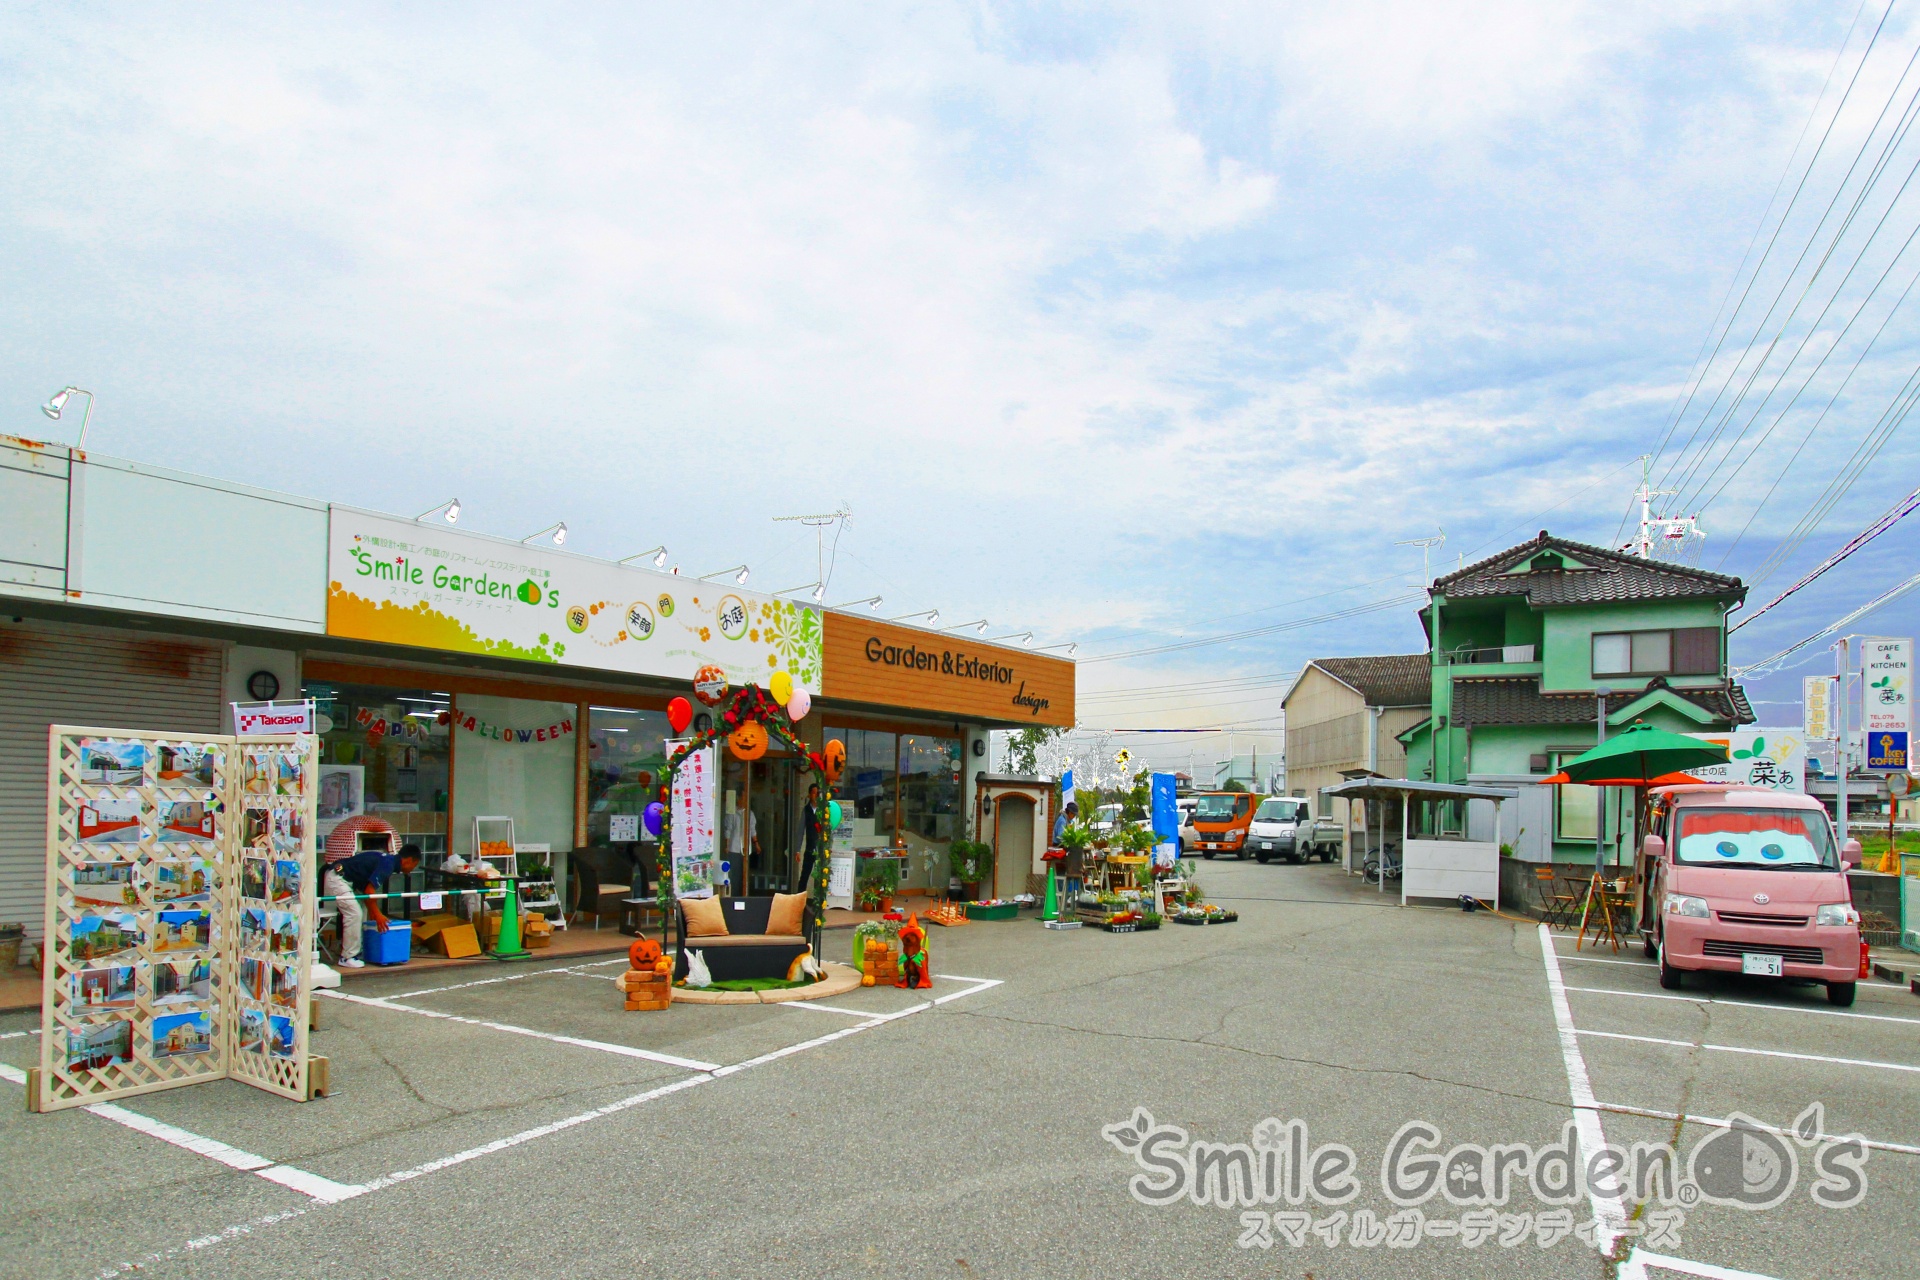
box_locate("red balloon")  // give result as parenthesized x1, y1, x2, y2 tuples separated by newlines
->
(667, 696, 693, 734)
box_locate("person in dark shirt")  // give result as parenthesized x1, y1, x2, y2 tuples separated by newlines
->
(798, 784, 823, 891)
(323, 843, 421, 968)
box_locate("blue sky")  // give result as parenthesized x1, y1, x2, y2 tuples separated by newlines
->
(4, 3, 1918, 773)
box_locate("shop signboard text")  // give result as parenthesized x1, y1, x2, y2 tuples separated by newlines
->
(1860, 637, 1911, 772)
(325, 509, 822, 690)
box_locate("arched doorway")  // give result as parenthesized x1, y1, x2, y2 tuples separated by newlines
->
(994, 795, 1035, 900)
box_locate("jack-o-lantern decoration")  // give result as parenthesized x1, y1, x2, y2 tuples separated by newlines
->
(729, 721, 769, 761)
(823, 738, 847, 783)
(693, 664, 730, 706)
(628, 937, 662, 968)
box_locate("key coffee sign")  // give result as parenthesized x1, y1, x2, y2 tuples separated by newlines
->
(821, 615, 1074, 727)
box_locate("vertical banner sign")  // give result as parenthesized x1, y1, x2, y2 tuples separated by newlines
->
(1861, 638, 1912, 771)
(668, 741, 718, 898)
(39, 728, 317, 1113)
(1149, 772, 1180, 869)
(1803, 676, 1834, 742)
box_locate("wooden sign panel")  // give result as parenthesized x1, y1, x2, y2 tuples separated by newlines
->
(821, 615, 1074, 727)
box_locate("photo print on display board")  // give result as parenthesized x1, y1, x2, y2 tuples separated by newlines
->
(242, 808, 271, 850)
(268, 1015, 296, 1057)
(71, 965, 139, 1012)
(238, 1008, 265, 1054)
(271, 808, 303, 853)
(71, 861, 136, 910)
(267, 912, 299, 955)
(152, 958, 213, 1007)
(240, 956, 267, 1001)
(151, 858, 213, 905)
(77, 796, 143, 845)
(151, 1011, 213, 1059)
(239, 907, 268, 952)
(270, 860, 299, 904)
(69, 913, 142, 965)
(78, 739, 147, 786)
(155, 742, 217, 787)
(157, 796, 217, 844)
(240, 857, 269, 902)
(270, 963, 299, 1009)
(154, 910, 211, 954)
(67, 1019, 132, 1072)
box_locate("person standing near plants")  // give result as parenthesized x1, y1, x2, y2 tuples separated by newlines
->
(798, 783, 823, 892)
(1052, 801, 1078, 846)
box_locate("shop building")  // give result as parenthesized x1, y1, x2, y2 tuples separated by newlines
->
(0, 433, 1075, 941)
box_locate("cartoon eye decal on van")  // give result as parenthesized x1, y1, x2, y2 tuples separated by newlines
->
(1717, 841, 1739, 858)
(1760, 843, 1785, 860)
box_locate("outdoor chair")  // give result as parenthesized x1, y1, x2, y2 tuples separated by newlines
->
(1533, 866, 1577, 928)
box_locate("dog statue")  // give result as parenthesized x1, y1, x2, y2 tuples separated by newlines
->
(895, 914, 932, 990)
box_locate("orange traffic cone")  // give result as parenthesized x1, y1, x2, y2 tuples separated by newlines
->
(1860, 938, 1873, 979)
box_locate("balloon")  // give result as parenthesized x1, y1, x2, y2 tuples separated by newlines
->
(785, 686, 811, 721)
(666, 696, 693, 734)
(770, 671, 793, 704)
(828, 800, 843, 827)
(643, 802, 665, 836)
(823, 738, 847, 783)
(693, 665, 729, 706)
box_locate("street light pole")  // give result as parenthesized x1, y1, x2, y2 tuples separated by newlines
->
(1836, 638, 1850, 847)
(1594, 686, 1611, 873)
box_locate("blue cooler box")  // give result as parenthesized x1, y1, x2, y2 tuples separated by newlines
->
(362, 921, 412, 965)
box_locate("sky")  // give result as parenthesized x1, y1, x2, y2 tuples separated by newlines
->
(5, 2, 1920, 779)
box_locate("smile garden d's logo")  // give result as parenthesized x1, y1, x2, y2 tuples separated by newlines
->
(348, 544, 562, 612)
(1101, 1106, 1868, 1254)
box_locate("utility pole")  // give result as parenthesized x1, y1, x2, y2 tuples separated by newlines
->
(1836, 638, 1850, 846)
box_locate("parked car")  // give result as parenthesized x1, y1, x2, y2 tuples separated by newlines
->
(1245, 797, 1340, 863)
(1177, 796, 1198, 855)
(1639, 783, 1863, 1006)
(1088, 803, 1124, 836)
(1188, 791, 1256, 858)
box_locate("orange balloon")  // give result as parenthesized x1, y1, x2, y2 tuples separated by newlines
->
(823, 738, 847, 783)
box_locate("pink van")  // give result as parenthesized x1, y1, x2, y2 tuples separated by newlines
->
(1639, 784, 1862, 1007)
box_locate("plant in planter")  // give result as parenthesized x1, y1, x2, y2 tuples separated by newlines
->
(1118, 824, 1157, 856)
(948, 840, 993, 899)
(1058, 823, 1093, 855)
(858, 859, 901, 912)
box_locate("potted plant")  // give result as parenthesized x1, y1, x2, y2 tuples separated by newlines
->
(862, 858, 900, 912)
(855, 876, 884, 912)
(948, 840, 992, 900)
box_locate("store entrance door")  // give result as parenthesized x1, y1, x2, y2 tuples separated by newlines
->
(724, 754, 796, 895)
(995, 796, 1034, 900)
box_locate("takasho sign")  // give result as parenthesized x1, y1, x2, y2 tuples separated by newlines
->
(824, 615, 1074, 727)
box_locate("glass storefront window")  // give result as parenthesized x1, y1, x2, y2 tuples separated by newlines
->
(450, 694, 577, 859)
(587, 707, 670, 846)
(826, 728, 896, 835)
(900, 734, 960, 842)
(305, 683, 452, 854)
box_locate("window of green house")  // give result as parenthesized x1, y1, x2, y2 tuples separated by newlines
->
(1553, 750, 1598, 841)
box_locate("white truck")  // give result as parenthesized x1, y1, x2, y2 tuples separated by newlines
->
(1246, 797, 1342, 864)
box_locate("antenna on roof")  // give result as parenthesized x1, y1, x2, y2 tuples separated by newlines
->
(1394, 528, 1445, 589)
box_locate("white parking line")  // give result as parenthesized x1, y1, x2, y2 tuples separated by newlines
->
(1564, 985, 1920, 1025)
(0, 1028, 42, 1040)
(1576, 1028, 1920, 1074)
(1536, 923, 1635, 1264)
(1628, 1249, 1784, 1280)
(380, 957, 628, 1000)
(1558, 953, 1655, 968)
(777, 1002, 887, 1016)
(1595, 1101, 1920, 1157)
(316, 990, 721, 1071)
(96, 970, 1004, 1276)
(0, 1068, 361, 1204)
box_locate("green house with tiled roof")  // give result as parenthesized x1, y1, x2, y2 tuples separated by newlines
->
(1398, 531, 1752, 863)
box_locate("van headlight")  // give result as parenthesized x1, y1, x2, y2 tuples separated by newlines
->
(1814, 903, 1860, 926)
(1665, 894, 1709, 919)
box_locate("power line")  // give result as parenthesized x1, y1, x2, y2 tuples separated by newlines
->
(1734, 566, 1920, 676)
(1730, 479, 1920, 633)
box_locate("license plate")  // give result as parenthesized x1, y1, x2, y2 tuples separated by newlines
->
(1260, 842, 1273, 850)
(1742, 953, 1784, 977)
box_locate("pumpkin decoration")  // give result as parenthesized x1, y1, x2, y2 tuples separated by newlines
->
(628, 937, 662, 968)
(693, 664, 730, 706)
(823, 738, 847, 784)
(728, 721, 768, 760)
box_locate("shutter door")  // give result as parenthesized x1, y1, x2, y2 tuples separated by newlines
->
(0, 620, 223, 942)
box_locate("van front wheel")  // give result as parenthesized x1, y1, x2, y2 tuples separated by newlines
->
(1658, 949, 1683, 990)
(1827, 981, 1856, 1007)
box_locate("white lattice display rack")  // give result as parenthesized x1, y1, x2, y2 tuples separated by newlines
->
(35, 725, 319, 1112)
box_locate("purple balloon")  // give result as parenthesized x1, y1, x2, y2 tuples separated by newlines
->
(643, 801, 666, 836)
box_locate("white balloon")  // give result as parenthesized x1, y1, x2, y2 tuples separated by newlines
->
(786, 685, 812, 720)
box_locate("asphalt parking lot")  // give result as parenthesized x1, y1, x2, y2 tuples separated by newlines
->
(2, 858, 1914, 1279)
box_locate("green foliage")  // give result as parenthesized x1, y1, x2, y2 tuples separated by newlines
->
(949, 839, 993, 882)
(1003, 726, 1063, 775)
(1057, 823, 1093, 854)
(1221, 779, 1250, 792)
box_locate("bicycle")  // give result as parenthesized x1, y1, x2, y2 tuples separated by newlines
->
(1361, 843, 1402, 886)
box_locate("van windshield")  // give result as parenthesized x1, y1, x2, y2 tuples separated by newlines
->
(1673, 808, 1837, 870)
(1254, 799, 1304, 822)
(1193, 795, 1246, 822)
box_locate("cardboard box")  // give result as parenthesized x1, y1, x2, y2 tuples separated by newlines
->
(431, 923, 481, 958)
(412, 913, 462, 942)
(476, 913, 537, 948)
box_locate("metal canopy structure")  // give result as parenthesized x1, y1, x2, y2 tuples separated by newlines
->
(1324, 778, 1518, 905)
(1323, 778, 1518, 804)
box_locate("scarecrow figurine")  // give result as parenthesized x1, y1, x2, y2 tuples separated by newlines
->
(895, 913, 932, 990)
